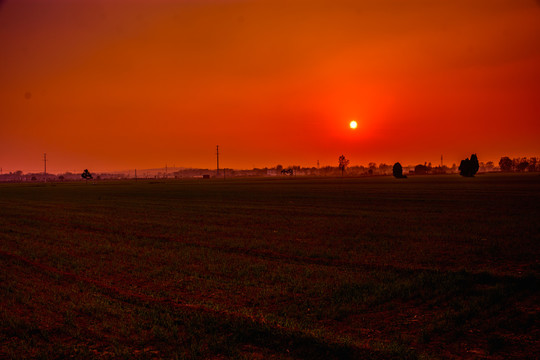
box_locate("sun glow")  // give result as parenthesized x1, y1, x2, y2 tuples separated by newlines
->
(349, 120, 358, 129)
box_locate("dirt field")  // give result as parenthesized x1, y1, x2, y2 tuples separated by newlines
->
(1, 174, 538, 359)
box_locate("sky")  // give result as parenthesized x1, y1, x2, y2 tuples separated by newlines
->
(1, 0, 540, 173)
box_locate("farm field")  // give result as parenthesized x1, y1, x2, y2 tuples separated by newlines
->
(0, 174, 539, 359)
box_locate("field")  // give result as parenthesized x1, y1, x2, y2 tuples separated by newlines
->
(0, 174, 539, 359)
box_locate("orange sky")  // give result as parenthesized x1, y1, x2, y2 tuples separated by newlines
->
(1, 0, 540, 173)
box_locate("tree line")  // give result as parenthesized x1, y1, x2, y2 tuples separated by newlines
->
(498, 157, 539, 172)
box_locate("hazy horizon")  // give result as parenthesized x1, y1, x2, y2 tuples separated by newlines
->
(0, 153, 527, 175)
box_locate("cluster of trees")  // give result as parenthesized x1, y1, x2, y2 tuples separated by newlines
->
(391, 154, 479, 179)
(499, 157, 539, 172)
(459, 154, 480, 177)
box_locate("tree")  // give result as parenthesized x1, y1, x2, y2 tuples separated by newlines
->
(470, 154, 480, 174)
(499, 157, 513, 172)
(338, 155, 350, 176)
(414, 164, 429, 175)
(281, 168, 293, 176)
(529, 157, 538, 172)
(379, 163, 392, 175)
(517, 160, 529, 172)
(393, 162, 407, 179)
(81, 169, 93, 182)
(459, 154, 480, 177)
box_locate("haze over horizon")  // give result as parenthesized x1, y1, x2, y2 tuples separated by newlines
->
(1, 0, 540, 173)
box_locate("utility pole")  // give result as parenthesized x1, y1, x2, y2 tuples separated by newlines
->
(43, 153, 47, 182)
(216, 145, 219, 178)
(441, 155, 443, 167)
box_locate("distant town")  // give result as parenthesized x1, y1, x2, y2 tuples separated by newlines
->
(0, 156, 537, 182)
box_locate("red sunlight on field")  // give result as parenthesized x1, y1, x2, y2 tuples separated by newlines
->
(1, 0, 540, 173)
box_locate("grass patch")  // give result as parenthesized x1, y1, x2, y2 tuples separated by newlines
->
(0, 174, 538, 358)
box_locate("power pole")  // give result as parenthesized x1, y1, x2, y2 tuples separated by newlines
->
(43, 153, 47, 182)
(216, 145, 219, 178)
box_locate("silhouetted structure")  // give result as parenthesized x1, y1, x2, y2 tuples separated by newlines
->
(338, 155, 349, 176)
(393, 162, 407, 178)
(81, 169, 93, 181)
(459, 154, 479, 177)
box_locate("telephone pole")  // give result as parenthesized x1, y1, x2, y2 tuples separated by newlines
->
(216, 145, 219, 178)
(43, 153, 47, 182)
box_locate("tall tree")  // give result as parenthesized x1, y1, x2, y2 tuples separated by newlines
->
(81, 169, 93, 183)
(338, 155, 350, 177)
(393, 162, 406, 178)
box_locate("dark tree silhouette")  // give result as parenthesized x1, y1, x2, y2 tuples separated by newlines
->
(338, 155, 349, 176)
(499, 157, 513, 172)
(459, 154, 480, 177)
(281, 169, 293, 176)
(414, 164, 429, 175)
(529, 157, 538, 172)
(393, 162, 407, 179)
(516, 160, 529, 172)
(81, 169, 93, 181)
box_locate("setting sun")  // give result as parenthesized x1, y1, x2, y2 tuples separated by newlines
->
(349, 120, 358, 129)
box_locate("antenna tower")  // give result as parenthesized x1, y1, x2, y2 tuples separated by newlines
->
(216, 145, 219, 177)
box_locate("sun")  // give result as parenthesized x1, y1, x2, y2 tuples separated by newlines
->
(349, 120, 357, 129)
